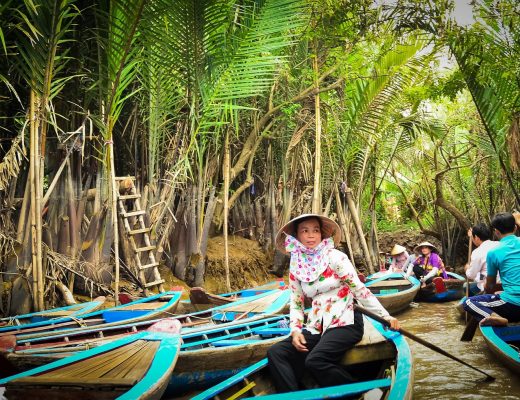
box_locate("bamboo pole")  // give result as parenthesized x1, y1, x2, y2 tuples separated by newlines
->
(223, 131, 231, 292)
(109, 137, 121, 306)
(344, 187, 375, 273)
(311, 50, 322, 214)
(29, 90, 44, 311)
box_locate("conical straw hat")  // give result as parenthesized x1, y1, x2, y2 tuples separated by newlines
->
(390, 244, 407, 256)
(414, 241, 438, 254)
(275, 214, 341, 254)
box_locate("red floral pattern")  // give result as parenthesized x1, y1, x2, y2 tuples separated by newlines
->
(289, 247, 389, 335)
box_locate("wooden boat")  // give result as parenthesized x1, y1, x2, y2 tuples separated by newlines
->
(0, 320, 182, 400)
(365, 273, 420, 314)
(0, 297, 106, 333)
(415, 272, 465, 302)
(0, 291, 181, 341)
(189, 280, 286, 311)
(1, 289, 291, 372)
(190, 316, 414, 400)
(480, 323, 520, 375)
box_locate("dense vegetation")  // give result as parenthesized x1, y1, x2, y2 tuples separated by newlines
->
(0, 0, 519, 312)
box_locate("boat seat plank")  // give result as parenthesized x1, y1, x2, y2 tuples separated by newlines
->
(212, 339, 262, 347)
(367, 280, 411, 288)
(106, 302, 165, 311)
(9, 376, 137, 387)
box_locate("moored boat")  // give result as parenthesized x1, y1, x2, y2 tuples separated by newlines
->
(190, 316, 414, 400)
(415, 272, 465, 302)
(1, 289, 291, 372)
(0, 297, 106, 333)
(0, 291, 181, 342)
(0, 320, 182, 400)
(480, 323, 520, 375)
(188, 280, 286, 311)
(365, 273, 420, 314)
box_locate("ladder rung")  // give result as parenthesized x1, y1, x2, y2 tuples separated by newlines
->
(140, 262, 159, 270)
(123, 210, 146, 218)
(129, 227, 151, 235)
(144, 279, 165, 288)
(135, 245, 156, 252)
(119, 194, 141, 200)
(115, 176, 136, 181)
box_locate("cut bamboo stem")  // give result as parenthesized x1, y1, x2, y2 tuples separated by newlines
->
(344, 187, 375, 274)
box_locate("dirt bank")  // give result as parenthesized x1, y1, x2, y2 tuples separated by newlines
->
(203, 235, 274, 293)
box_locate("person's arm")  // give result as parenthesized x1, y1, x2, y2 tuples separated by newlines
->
(404, 255, 415, 276)
(465, 250, 481, 280)
(332, 251, 399, 329)
(484, 251, 498, 293)
(288, 272, 305, 334)
(288, 271, 309, 352)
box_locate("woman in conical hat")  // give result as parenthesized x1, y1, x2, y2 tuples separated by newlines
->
(388, 244, 411, 273)
(411, 241, 447, 286)
(268, 214, 400, 393)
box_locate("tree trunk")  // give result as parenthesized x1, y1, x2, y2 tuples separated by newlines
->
(344, 187, 375, 274)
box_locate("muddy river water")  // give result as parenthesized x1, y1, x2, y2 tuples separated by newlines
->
(399, 301, 519, 399)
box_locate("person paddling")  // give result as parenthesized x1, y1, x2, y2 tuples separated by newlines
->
(267, 214, 399, 393)
(409, 241, 447, 288)
(463, 212, 520, 326)
(465, 223, 500, 296)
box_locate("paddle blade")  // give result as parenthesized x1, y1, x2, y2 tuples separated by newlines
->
(460, 316, 479, 341)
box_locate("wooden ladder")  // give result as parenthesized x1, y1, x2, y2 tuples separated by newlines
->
(116, 176, 164, 295)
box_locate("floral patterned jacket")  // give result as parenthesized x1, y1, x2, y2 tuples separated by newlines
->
(289, 247, 390, 335)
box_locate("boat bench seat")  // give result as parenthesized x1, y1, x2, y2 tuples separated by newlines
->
(252, 328, 290, 337)
(367, 280, 411, 288)
(212, 339, 262, 347)
(9, 376, 138, 388)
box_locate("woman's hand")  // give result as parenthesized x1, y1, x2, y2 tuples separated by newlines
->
(383, 316, 400, 331)
(291, 331, 308, 352)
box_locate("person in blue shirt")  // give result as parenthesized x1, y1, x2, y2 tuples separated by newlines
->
(462, 212, 520, 326)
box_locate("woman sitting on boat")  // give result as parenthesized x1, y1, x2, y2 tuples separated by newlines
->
(267, 214, 400, 393)
(409, 241, 447, 287)
(388, 244, 412, 273)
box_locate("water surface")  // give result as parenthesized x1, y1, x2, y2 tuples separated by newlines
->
(399, 301, 519, 399)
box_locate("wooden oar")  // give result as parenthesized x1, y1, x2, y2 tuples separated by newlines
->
(354, 305, 495, 382)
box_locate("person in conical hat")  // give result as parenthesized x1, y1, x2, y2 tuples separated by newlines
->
(388, 244, 411, 274)
(411, 241, 447, 286)
(267, 214, 400, 393)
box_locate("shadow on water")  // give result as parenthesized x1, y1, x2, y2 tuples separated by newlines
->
(399, 302, 519, 399)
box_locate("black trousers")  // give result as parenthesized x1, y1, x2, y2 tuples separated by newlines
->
(413, 265, 435, 284)
(267, 311, 364, 393)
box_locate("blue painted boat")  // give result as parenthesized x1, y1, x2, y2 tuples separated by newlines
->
(0, 296, 106, 333)
(1, 289, 290, 372)
(365, 272, 420, 314)
(480, 324, 520, 375)
(0, 321, 182, 400)
(181, 280, 286, 313)
(191, 316, 414, 399)
(415, 272, 465, 302)
(0, 291, 181, 342)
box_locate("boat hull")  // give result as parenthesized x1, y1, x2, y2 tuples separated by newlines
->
(480, 324, 520, 375)
(416, 272, 465, 302)
(365, 273, 420, 314)
(190, 317, 413, 399)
